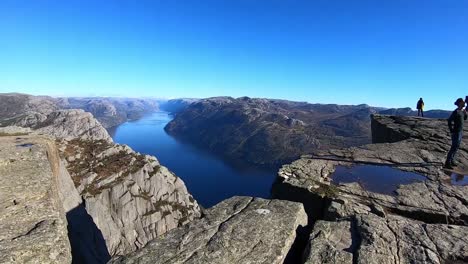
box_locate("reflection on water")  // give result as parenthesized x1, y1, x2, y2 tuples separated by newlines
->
(109, 111, 277, 208)
(331, 165, 427, 195)
(450, 173, 468, 186)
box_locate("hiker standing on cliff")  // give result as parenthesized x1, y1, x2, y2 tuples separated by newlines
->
(444, 98, 467, 169)
(416, 98, 424, 117)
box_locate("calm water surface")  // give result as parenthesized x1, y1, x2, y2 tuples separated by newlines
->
(331, 165, 427, 195)
(109, 112, 277, 208)
(449, 173, 468, 186)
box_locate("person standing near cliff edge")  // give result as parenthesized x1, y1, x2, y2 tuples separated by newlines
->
(444, 98, 467, 169)
(416, 98, 424, 117)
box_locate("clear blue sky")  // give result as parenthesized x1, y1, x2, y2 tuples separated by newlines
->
(0, 0, 467, 110)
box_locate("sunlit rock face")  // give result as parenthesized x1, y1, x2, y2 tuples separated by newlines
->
(273, 115, 468, 263)
(0, 95, 201, 258)
(0, 135, 72, 264)
(110, 196, 308, 264)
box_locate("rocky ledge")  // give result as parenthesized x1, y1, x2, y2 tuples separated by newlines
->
(0, 107, 201, 261)
(0, 135, 72, 263)
(110, 196, 307, 264)
(273, 115, 468, 263)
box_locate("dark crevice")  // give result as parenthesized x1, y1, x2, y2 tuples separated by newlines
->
(384, 206, 467, 226)
(349, 217, 362, 264)
(66, 202, 111, 264)
(272, 178, 329, 264)
(283, 225, 312, 264)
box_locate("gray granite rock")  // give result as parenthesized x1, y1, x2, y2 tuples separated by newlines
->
(0, 99, 202, 258)
(274, 115, 468, 263)
(110, 197, 308, 264)
(304, 220, 353, 264)
(0, 136, 72, 264)
(57, 137, 201, 256)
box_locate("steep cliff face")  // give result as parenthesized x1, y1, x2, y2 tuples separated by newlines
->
(272, 115, 468, 263)
(0, 104, 201, 258)
(110, 196, 308, 264)
(58, 138, 200, 256)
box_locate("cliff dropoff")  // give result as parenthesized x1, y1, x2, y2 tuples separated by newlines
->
(0, 103, 201, 262)
(273, 114, 468, 263)
(111, 196, 308, 264)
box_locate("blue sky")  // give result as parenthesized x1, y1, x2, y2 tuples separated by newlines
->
(0, 0, 467, 110)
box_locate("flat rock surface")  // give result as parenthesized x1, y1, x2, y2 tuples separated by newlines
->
(0, 136, 71, 264)
(273, 115, 468, 263)
(111, 196, 308, 264)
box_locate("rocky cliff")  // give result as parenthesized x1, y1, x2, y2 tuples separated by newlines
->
(0, 135, 73, 263)
(111, 196, 308, 264)
(272, 114, 468, 263)
(0, 103, 201, 261)
(165, 97, 452, 167)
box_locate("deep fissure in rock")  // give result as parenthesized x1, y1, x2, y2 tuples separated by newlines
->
(66, 202, 111, 264)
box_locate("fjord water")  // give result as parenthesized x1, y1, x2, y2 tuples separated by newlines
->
(109, 112, 277, 208)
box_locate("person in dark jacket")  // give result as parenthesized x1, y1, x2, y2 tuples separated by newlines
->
(416, 98, 424, 117)
(444, 98, 467, 169)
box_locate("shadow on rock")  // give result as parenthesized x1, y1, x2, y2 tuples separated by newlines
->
(66, 202, 111, 264)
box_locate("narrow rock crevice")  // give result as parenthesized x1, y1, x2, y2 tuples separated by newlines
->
(66, 202, 111, 264)
(283, 225, 313, 264)
(349, 217, 362, 264)
(272, 178, 330, 264)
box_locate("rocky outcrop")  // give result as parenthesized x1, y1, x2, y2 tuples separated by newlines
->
(36, 110, 112, 141)
(165, 97, 452, 167)
(110, 196, 307, 264)
(58, 138, 201, 256)
(0, 101, 202, 259)
(273, 115, 468, 263)
(0, 135, 72, 263)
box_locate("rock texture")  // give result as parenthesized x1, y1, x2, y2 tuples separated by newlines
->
(58, 138, 201, 256)
(110, 196, 308, 264)
(0, 135, 72, 263)
(0, 96, 202, 258)
(273, 115, 468, 263)
(165, 97, 451, 166)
